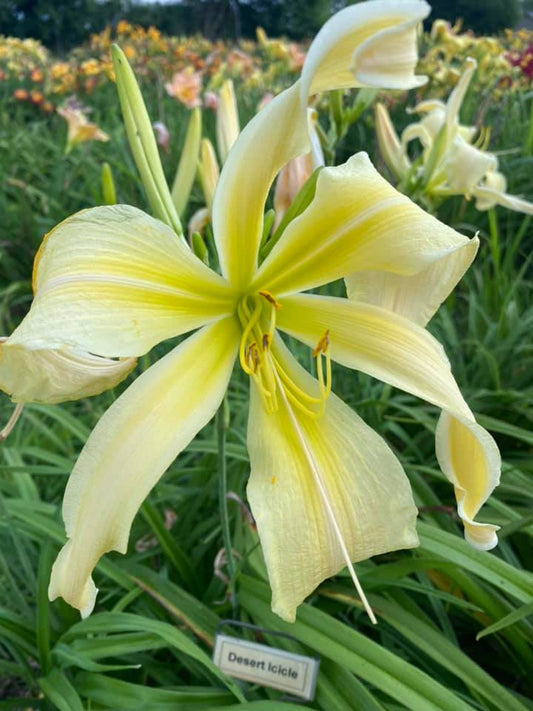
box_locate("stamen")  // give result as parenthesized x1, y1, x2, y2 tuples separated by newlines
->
(239, 299, 262, 375)
(271, 360, 377, 625)
(0, 403, 24, 442)
(312, 329, 330, 357)
(259, 290, 281, 310)
(238, 295, 332, 420)
(314, 330, 332, 399)
(271, 353, 322, 404)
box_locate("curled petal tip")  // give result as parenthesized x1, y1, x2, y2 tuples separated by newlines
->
(48, 539, 98, 618)
(464, 524, 500, 552)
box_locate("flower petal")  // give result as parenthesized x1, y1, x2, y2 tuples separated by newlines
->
(10, 205, 235, 357)
(212, 83, 307, 291)
(345, 234, 477, 327)
(247, 339, 418, 623)
(252, 153, 475, 297)
(444, 137, 497, 194)
(436, 412, 500, 550)
(213, 0, 429, 290)
(473, 185, 533, 215)
(305, 0, 429, 94)
(277, 294, 471, 415)
(0, 341, 136, 404)
(276, 293, 501, 545)
(48, 317, 240, 616)
(445, 57, 476, 136)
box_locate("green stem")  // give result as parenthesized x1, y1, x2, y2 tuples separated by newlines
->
(488, 207, 500, 283)
(217, 400, 237, 610)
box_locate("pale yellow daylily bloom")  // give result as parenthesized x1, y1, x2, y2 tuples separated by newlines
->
(57, 102, 109, 154)
(3, 1, 500, 624)
(391, 57, 533, 215)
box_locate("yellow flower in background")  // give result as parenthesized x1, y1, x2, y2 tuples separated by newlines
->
(1, 1, 500, 626)
(57, 99, 109, 153)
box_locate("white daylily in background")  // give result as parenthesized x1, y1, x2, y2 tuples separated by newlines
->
(0, 1, 501, 625)
(376, 57, 533, 214)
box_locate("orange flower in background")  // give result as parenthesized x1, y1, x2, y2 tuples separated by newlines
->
(29, 90, 44, 104)
(165, 68, 202, 108)
(13, 88, 29, 101)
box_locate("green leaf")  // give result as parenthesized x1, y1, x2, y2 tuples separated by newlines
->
(124, 561, 219, 646)
(418, 523, 533, 603)
(38, 669, 83, 711)
(140, 502, 197, 590)
(372, 595, 528, 711)
(36, 542, 52, 676)
(76, 672, 234, 709)
(240, 576, 476, 711)
(477, 602, 533, 640)
(477, 414, 533, 446)
(62, 612, 246, 702)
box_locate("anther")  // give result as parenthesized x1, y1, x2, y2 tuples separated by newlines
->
(259, 290, 281, 309)
(313, 330, 330, 357)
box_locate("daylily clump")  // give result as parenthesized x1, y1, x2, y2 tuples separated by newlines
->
(0, 0, 501, 624)
(376, 57, 533, 215)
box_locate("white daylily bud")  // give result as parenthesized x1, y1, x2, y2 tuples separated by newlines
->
(216, 80, 240, 163)
(375, 102, 411, 180)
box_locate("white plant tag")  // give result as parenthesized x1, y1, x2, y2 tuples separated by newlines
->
(213, 633, 319, 700)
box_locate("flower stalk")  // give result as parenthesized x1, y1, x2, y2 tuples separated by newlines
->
(217, 399, 237, 611)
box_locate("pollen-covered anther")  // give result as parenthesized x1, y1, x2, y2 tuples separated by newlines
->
(312, 329, 330, 357)
(259, 290, 281, 310)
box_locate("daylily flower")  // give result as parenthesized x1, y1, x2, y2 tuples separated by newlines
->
(165, 68, 202, 109)
(1, 1, 500, 625)
(378, 58, 533, 214)
(57, 99, 109, 154)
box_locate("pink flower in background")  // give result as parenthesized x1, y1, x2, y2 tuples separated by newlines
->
(165, 68, 202, 108)
(203, 91, 219, 110)
(288, 42, 306, 70)
(153, 121, 170, 152)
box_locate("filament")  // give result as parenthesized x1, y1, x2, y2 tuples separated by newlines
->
(270, 360, 377, 625)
